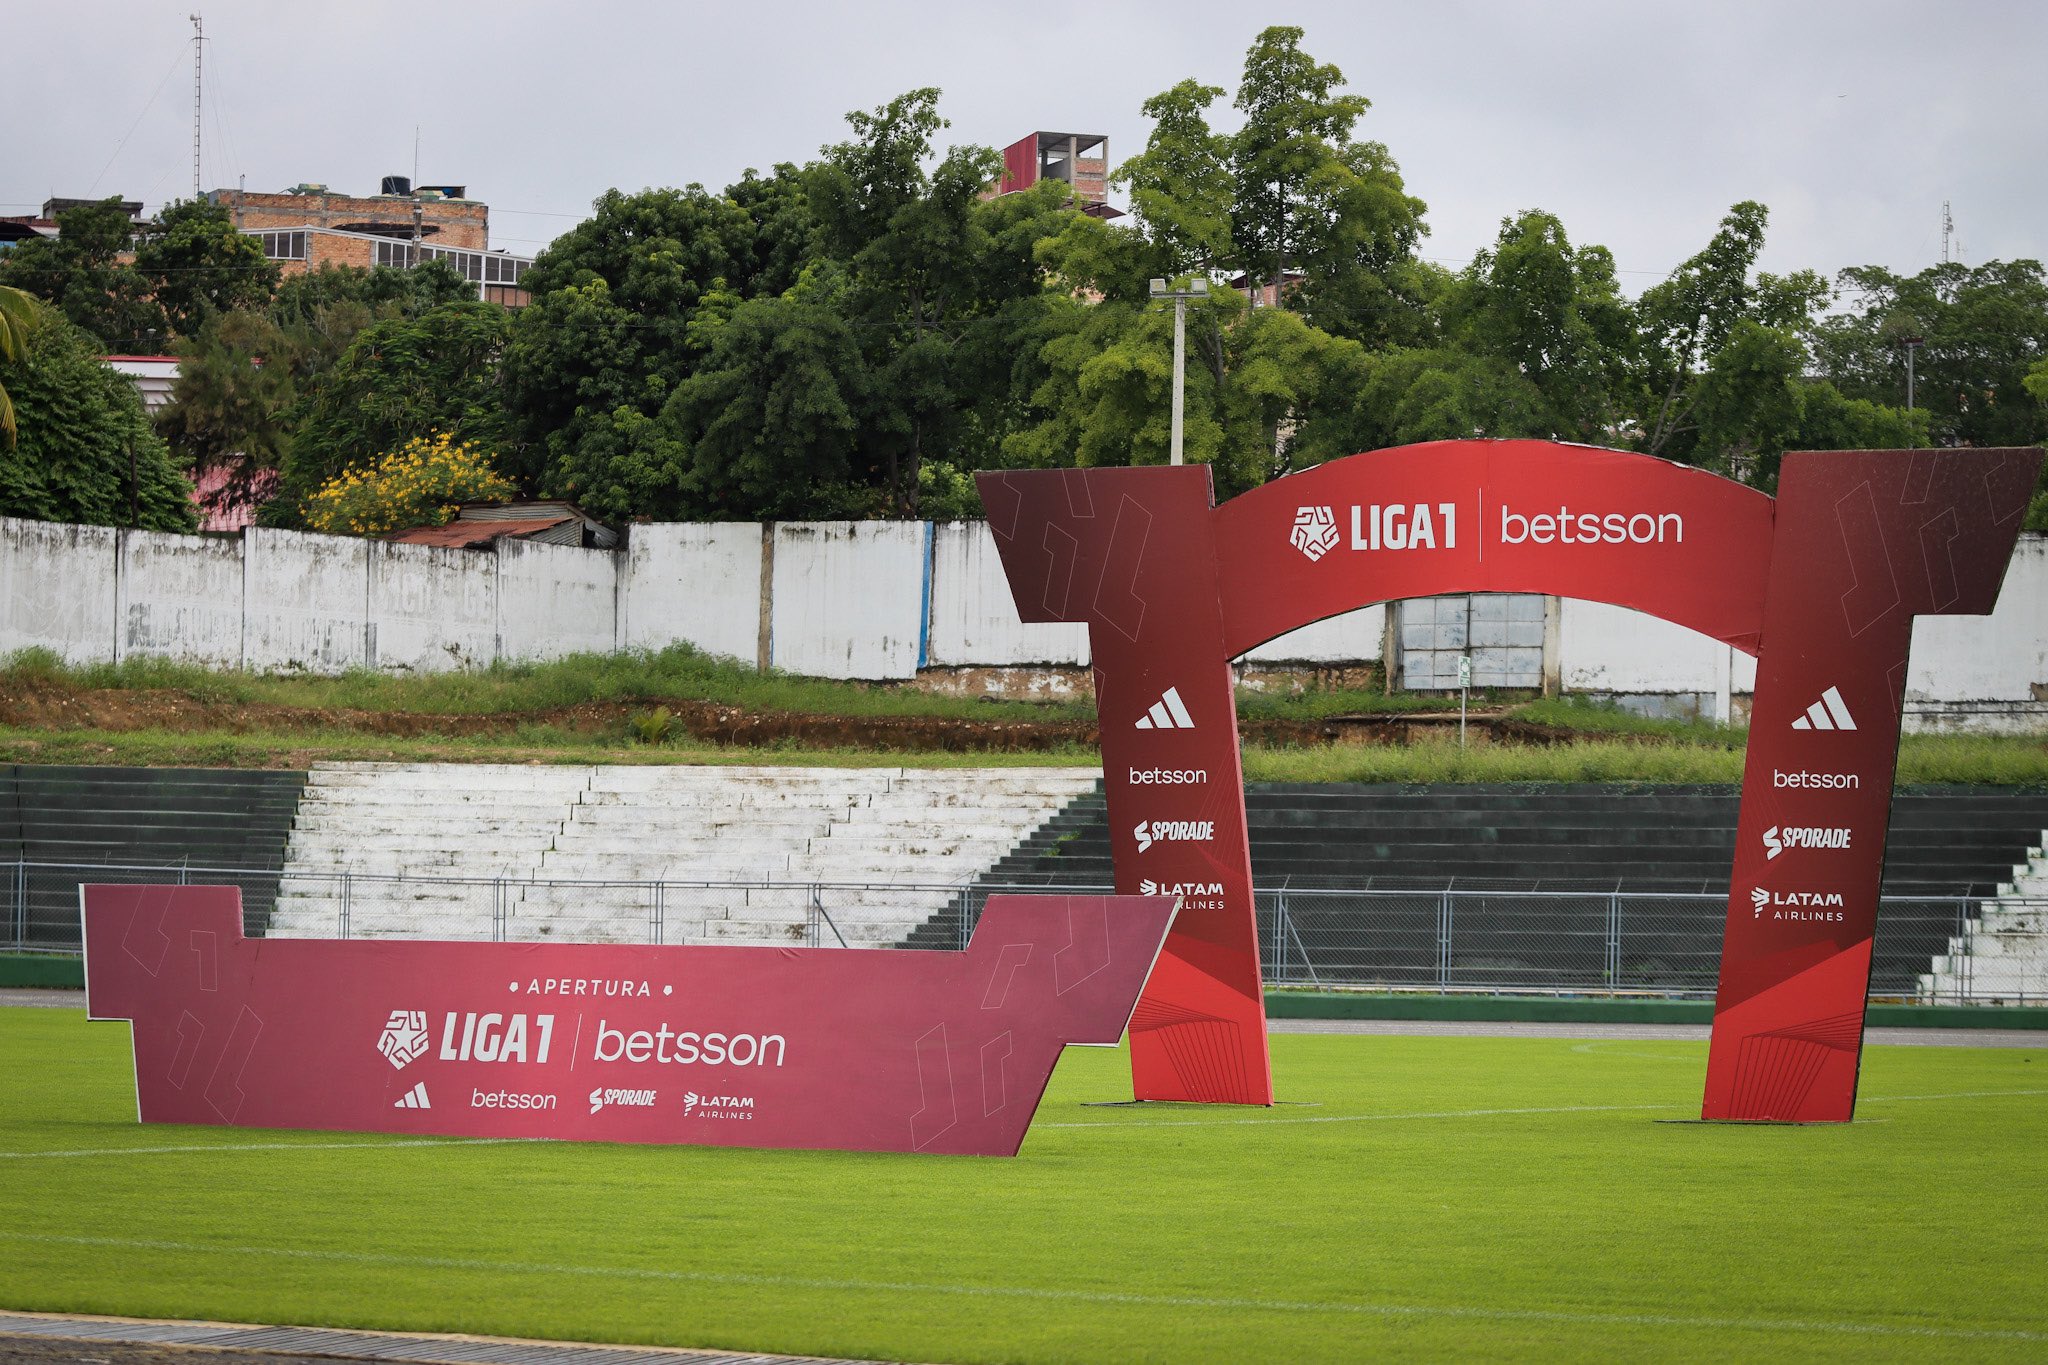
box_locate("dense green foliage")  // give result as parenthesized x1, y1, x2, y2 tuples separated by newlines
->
(0, 312, 195, 530)
(4, 1009, 2044, 1360)
(6, 26, 2044, 535)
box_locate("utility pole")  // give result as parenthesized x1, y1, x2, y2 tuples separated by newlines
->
(1148, 277, 1207, 465)
(189, 14, 203, 199)
(1902, 336, 1923, 409)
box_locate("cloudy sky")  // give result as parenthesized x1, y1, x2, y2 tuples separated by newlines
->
(9, 0, 2041, 292)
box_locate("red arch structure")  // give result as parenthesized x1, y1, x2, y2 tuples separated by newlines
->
(978, 439, 2041, 1121)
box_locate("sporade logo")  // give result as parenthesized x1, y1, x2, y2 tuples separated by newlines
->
(1133, 819, 1214, 852)
(589, 1086, 658, 1115)
(1762, 825, 1852, 860)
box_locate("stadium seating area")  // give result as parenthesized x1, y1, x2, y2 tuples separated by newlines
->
(0, 764, 306, 945)
(6, 760, 2044, 1001)
(1922, 837, 2048, 1002)
(929, 783, 2048, 996)
(267, 762, 1099, 946)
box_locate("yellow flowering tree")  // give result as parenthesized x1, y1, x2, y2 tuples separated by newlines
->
(303, 433, 517, 537)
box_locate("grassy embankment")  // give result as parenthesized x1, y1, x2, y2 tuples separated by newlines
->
(1, 647, 2042, 784)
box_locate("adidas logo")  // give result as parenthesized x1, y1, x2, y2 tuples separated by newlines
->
(1791, 686, 1856, 731)
(393, 1081, 431, 1110)
(1135, 687, 1195, 730)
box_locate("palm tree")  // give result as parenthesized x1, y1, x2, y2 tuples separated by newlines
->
(0, 283, 40, 448)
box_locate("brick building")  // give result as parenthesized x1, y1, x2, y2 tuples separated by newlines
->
(209, 180, 532, 305)
(992, 132, 1119, 217)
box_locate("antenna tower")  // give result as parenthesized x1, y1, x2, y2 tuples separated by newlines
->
(190, 14, 204, 199)
(1942, 200, 1954, 265)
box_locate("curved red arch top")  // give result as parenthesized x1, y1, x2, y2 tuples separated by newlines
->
(1212, 439, 1777, 658)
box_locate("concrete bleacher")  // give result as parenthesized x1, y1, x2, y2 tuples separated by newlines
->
(267, 762, 1099, 946)
(0, 764, 307, 946)
(928, 782, 2048, 994)
(1920, 833, 2048, 1003)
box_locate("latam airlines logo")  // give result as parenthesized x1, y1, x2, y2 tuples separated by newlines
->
(684, 1090, 757, 1120)
(1136, 687, 1195, 730)
(1140, 878, 1225, 897)
(589, 1086, 658, 1115)
(1763, 825, 1852, 860)
(1134, 819, 1214, 852)
(1290, 506, 1340, 561)
(1791, 686, 1857, 731)
(1750, 887, 1847, 921)
(377, 1010, 432, 1070)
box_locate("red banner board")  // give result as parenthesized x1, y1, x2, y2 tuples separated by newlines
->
(979, 441, 2041, 1120)
(83, 886, 1176, 1156)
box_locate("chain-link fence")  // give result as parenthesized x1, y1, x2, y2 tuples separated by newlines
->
(7, 858, 2042, 1005)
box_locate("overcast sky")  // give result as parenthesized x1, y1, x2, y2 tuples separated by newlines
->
(9, 0, 2042, 293)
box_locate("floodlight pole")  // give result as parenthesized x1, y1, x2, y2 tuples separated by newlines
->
(1149, 277, 1207, 466)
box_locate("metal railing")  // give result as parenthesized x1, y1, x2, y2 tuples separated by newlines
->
(5, 858, 2043, 1005)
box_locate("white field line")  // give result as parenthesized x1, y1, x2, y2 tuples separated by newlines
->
(0, 1231, 2039, 1346)
(3, 1090, 2041, 1158)
(1039, 1088, 2048, 1130)
(0, 1137, 535, 1160)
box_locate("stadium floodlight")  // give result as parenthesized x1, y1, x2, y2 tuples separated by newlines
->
(1148, 277, 1208, 466)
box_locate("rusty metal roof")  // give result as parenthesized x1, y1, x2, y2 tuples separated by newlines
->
(385, 517, 574, 548)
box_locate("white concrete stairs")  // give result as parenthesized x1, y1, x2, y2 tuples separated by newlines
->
(1919, 830, 2048, 1002)
(267, 762, 1099, 947)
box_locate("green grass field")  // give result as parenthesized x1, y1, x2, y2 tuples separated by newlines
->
(3, 1005, 2044, 1361)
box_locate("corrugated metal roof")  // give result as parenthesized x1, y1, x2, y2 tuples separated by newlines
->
(386, 517, 574, 548)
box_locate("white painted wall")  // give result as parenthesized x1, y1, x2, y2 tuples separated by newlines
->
(369, 541, 498, 673)
(771, 521, 927, 680)
(622, 523, 761, 664)
(0, 519, 2041, 723)
(925, 521, 1089, 667)
(0, 517, 117, 665)
(118, 530, 242, 668)
(1559, 600, 1732, 694)
(1908, 537, 2048, 702)
(1244, 606, 1387, 664)
(497, 539, 616, 661)
(244, 528, 367, 673)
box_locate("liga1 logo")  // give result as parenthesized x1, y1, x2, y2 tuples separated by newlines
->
(1289, 500, 1685, 560)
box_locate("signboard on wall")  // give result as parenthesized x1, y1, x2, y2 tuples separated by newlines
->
(980, 440, 2042, 1121)
(83, 885, 1176, 1156)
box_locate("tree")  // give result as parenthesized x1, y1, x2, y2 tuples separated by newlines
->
(1812, 259, 2048, 449)
(0, 198, 167, 352)
(156, 308, 297, 513)
(133, 198, 279, 338)
(1226, 25, 1429, 346)
(1444, 210, 1634, 442)
(1006, 286, 1349, 498)
(1115, 79, 1235, 279)
(504, 186, 759, 508)
(1632, 201, 1829, 462)
(0, 314, 195, 530)
(653, 267, 874, 521)
(0, 283, 41, 447)
(273, 301, 515, 521)
(808, 88, 1011, 514)
(300, 432, 517, 536)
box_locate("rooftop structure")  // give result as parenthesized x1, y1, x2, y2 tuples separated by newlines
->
(995, 132, 1115, 213)
(387, 501, 618, 551)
